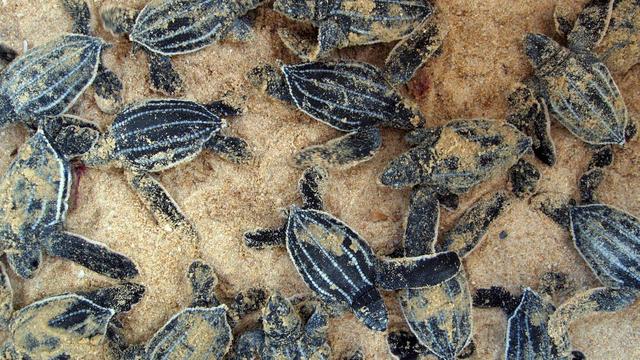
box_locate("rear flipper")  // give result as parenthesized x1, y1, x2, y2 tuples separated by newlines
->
(126, 171, 200, 241)
(147, 51, 183, 95)
(299, 166, 327, 210)
(45, 231, 139, 280)
(294, 127, 382, 169)
(93, 64, 123, 114)
(383, 11, 447, 86)
(375, 251, 461, 290)
(205, 135, 253, 163)
(579, 167, 604, 204)
(244, 227, 286, 249)
(76, 282, 145, 313)
(62, 0, 91, 35)
(472, 286, 521, 315)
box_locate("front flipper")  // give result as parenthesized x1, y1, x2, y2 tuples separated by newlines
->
(146, 51, 183, 95)
(472, 286, 521, 315)
(298, 166, 328, 210)
(578, 167, 604, 204)
(205, 135, 253, 163)
(403, 187, 440, 257)
(62, 0, 91, 35)
(387, 330, 429, 360)
(294, 127, 382, 169)
(375, 251, 461, 290)
(42, 115, 100, 158)
(567, 0, 614, 51)
(244, 227, 286, 249)
(76, 282, 145, 313)
(93, 64, 123, 114)
(45, 231, 139, 279)
(126, 171, 199, 241)
(383, 12, 448, 85)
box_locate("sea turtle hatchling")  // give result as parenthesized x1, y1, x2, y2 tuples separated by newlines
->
(244, 167, 462, 331)
(380, 119, 532, 209)
(232, 291, 331, 359)
(100, 0, 266, 95)
(120, 260, 266, 359)
(387, 188, 511, 360)
(247, 60, 425, 169)
(272, 0, 447, 85)
(0, 0, 123, 125)
(0, 263, 145, 359)
(0, 117, 138, 280)
(507, 0, 635, 170)
(555, 0, 640, 75)
(81, 98, 253, 240)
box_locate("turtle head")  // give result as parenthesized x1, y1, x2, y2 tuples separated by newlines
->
(42, 116, 101, 159)
(352, 287, 388, 331)
(273, 0, 317, 21)
(524, 33, 566, 71)
(262, 292, 302, 341)
(379, 151, 424, 189)
(100, 5, 138, 36)
(247, 63, 291, 102)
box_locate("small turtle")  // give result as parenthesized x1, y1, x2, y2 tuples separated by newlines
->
(507, 2, 634, 171)
(247, 61, 425, 169)
(555, 0, 640, 74)
(0, 263, 145, 359)
(0, 117, 138, 280)
(380, 119, 532, 209)
(244, 167, 462, 331)
(388, 188, 511, 360)
(81, 98, 253, 239)
(121, 260, 265, 359)
(0, 0, 123, 126)
(233, 291, 331, 359)
(474, 283, 636, 360)
(272, 0, 447, 85)
(100, 0, 266, 95)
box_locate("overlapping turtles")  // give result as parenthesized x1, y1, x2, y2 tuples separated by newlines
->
(0, 0, 638, 359)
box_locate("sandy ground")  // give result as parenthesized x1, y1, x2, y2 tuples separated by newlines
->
(0, 0, 639, 359)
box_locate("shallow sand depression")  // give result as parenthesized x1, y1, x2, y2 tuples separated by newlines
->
(0, 0, 639, 358)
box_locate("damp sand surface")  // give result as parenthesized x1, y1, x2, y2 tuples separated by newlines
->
(0, 0, 639, 358)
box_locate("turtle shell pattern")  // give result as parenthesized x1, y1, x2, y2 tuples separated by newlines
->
(282, 61, 421, 132)
(8, 294, 115, 358)
(130, 0, 264, 56)
(323, 0, 432, 46)
(0, 34, 104, 125)
(110, 99, 223, 172)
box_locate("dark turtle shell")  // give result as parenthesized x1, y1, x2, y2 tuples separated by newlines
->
(110, 99, 223, 172)
(281, 61, 423, 132)
(569, 204, 640, 290)
(381, 120, 531, 191)
(8, 294, 115, 359)
(130, 0, 264, 56)
(0, 34, 104, 127)
(145, 306, 232, 359)
(285, 206, 388, 331)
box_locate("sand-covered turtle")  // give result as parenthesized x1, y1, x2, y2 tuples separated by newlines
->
(244, 167, 461, 331)
(121, 260, 265, 359)
(248, 61, 425, 169)
(272, 0, 447, 85)
(507, 0, 635, 171)
(100, 0, 266, 95)
(0, 0, 123, 125)
(0, 117, 138, 280)
(233, 291, 331, 359)
(387, 188, 511, 360)
(0, 263, 145, 359)
(380, 119, 531, 210)
(555, 0, 640, 75)
(81, 98, 252, 240)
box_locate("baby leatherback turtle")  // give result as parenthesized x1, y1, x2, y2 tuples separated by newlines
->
(0, 0, 122, 125)
(555, 0, 640, 74)
(100, 0, 266, 95)
(233, 291, 331, 359)
(248, 61, 425, 169)
(244, 167, 461, 331)
(0, 118, 138, 280)
(81, 98, 253, 240)
(272, 0, 447, 85)
(508, 2, 634, 169)
(388, 188, 511, 360)
(380, 119, 531, 209)
(121, 260, 264, 359)
(0, 263, 145, 359)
